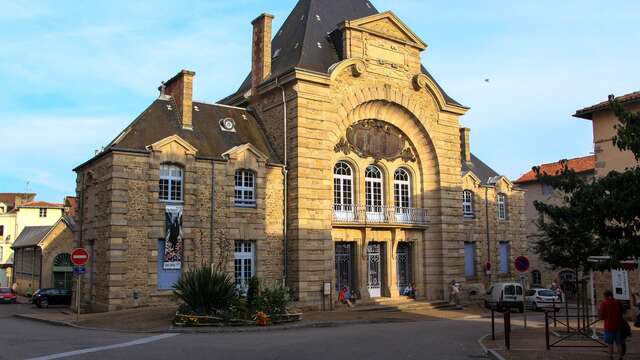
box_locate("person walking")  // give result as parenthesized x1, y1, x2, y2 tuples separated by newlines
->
(599, 290, 628, 360)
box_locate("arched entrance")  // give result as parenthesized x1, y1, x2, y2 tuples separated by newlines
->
(52, 253, 73, 290)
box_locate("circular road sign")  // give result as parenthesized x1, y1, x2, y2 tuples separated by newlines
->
(71, 248, 90, 266)
(514, 256, 530, 273)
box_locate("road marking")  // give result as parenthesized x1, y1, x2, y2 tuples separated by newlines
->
(26, 333, 179, 360)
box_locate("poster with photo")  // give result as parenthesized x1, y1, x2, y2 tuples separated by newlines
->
(164, 205, 183, 270)
(612, 269, 630, 301)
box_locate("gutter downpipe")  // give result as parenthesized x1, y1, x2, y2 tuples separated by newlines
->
(276, 77, 288, 286)
(485, 186, 492, 285)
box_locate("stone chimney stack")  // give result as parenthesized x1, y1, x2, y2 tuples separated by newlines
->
(251, 13, 274, 94)
(460, 127, 471, 163)
(163, 69, 195, 130)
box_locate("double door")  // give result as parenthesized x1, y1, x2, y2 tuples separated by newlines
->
(367, 243, 384, 298)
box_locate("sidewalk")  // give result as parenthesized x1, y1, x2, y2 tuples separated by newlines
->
(15, 301, 486, 333)
(482, 321, 640, 360)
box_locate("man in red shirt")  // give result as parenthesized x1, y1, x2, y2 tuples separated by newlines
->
(599, 290, 626, 360)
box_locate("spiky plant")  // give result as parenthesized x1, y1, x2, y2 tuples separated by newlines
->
(173, 265, 237, 316)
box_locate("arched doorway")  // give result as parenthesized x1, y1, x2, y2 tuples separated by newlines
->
(52, 253, 73, 290)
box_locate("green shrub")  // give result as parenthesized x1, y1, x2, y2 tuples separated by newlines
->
(173, 265, 237, 316)
(246, 277, 264, 313)
(261, 283, 291, 315)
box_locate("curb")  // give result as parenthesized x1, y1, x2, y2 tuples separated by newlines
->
(14, 314, 414, 335)
(477, 333, 507, 360)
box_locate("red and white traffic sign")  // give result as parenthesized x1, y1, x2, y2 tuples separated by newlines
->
(71, 248, 90, 266)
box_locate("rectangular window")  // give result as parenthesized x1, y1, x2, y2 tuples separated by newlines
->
(234, 241, 255, 293)
(464, 242, 476, 277)
(499, 241, 510, 274)
(234, 171, 256, 207)
(497, 194, 507, 220)
(159, 165, 183, 203)
(463, 191, 474, 218)
(0, 246, 3, 261)
(0, 225, 3, 237)
(39, 208, 47, 217)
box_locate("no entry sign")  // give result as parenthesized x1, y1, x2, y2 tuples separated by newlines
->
(71, 248, 90, 266)
(514, 256, 530, 273)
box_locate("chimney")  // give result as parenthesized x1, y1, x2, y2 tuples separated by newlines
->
(251, 13, 275, 94)
(163, 69, 196, 130)
(460, 127, 471, 163)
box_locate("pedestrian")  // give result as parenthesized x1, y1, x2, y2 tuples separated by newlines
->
(449, 281, 461, 306)
(26, 284, 33, 298)
(11, 282, 17, 294)
(598, 289, 628, 360)
(338, 286, 354, 308)
(402, 282, 416, 299)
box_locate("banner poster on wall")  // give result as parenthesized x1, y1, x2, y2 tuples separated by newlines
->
(612, 269, 630, 301)
(164, 205, 183, 270)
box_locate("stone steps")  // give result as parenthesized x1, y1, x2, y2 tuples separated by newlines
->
(350, 299, 460, 312)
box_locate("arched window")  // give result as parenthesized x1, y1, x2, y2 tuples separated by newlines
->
(394, 168, 411, 209)
(333, 162, 354, 212)
(235, 170, 256, 207)
(159, 164, 184, 202)
(53, 253, 72, 268)
(496, 193, 507, 220)
(463, 190, 474, 218)
(365, 165, 384, 213)
(531, 270, 542, 286)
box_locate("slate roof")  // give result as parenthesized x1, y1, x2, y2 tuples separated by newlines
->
(221, 0, 463, 108)
(12, 226, 52, 249)
(574, 91, 640, 120)
(76, 99, 279, 170)
(514, 155, 595, 184)
(462, 154, 500, 185)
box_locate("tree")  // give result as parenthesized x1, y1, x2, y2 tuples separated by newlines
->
(533, 95, 640, 271)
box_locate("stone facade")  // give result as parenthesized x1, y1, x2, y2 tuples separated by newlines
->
(75, 3, 527, 311)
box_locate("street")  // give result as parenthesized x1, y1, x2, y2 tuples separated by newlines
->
(0, 303, 492, 360)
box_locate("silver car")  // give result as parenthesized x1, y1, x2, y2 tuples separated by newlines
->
(525, 288, 561, 311)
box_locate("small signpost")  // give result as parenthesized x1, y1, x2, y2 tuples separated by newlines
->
(71, 248, 90, 320)
(515, 256, 530, 328)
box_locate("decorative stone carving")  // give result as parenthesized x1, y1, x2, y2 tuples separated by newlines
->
(335, 119, 416, 162)
(352, 63, 365, 77)
(412, 74, 428, 91)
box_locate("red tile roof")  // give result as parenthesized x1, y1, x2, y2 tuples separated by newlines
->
(18, 201, 64, 208)
(515, 155, 596, 184)
(574, 91, 640, 120)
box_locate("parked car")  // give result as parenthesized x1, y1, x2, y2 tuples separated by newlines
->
(32, 288, 72, 308)
(0, 287, 17, 304)
(484, 282, 524, 312)
(525, 288, 561, 311)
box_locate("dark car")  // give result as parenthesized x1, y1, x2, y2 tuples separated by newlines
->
(0, 287, 17, 303)
(32, 288, 72, 308)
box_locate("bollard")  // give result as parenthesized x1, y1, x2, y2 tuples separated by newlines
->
(491, 308, 496, 340)
(545, 310, 550, 350)
(504, 310, 511, 350)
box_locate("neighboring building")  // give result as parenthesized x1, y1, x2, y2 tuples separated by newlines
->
(0, 194, 65, 287)
(574, 91, 640, 177)
(76, 0, 526, 312)
(515, 156, 596, 290)
(12, 216, 76, 294)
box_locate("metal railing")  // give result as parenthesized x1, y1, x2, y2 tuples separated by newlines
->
(332, 205, 428, 226)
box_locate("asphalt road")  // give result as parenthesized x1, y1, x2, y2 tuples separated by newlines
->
(0, 303, 494, 360)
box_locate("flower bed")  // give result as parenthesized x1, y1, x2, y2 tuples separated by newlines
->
(173, 311, 302, 327)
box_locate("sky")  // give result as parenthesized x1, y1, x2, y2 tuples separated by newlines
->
(1, 0, 639, 202)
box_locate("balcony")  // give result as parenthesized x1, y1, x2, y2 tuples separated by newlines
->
(332, 205, 428, 227)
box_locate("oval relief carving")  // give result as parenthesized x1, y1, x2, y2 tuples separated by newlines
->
(334, 119, 416, 162)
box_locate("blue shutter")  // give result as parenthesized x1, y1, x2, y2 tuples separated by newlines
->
(464, 242, 476, 277)
(499, 242, 509, 273)
(157, 240, 181, 290)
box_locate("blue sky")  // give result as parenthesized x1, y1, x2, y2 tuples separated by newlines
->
(1, 0, 639, 202)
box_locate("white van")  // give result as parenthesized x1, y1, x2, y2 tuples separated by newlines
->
(484, 282, 524, 312)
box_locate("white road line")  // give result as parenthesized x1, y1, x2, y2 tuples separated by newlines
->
(26, 333, 179, 360)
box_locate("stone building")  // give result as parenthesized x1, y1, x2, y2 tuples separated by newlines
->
(515, 156, 595, 292)
(12, 215, 76, 295)
(75, 0, 526, 311)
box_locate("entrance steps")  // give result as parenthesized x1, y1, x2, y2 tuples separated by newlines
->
(350, 297, 459, 312)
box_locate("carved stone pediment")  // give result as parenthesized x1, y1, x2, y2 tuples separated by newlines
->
(334, 120, 416, 162)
